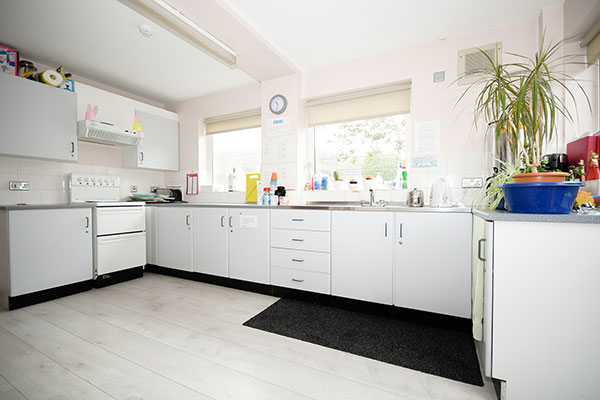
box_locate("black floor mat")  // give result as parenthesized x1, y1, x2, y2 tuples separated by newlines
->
(243, 298, 483, 386)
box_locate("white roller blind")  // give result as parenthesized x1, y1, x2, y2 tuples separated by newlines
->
(582, 19, 600, 66)
(306, 83, 411, 126)
(205, 109, 261, 135)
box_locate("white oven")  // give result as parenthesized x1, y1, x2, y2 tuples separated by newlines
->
(70, 174, 146, 279)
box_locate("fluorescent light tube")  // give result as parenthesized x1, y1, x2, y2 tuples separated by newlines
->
(118, 0, 237, 67)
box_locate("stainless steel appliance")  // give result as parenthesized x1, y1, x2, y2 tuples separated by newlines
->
(407, 188, 424, 207)
(70, 174, 146, 285)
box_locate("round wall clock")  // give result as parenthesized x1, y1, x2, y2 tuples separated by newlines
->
(269, 94, 287, 115)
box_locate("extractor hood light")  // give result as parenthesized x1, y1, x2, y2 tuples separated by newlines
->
(118, 0, 237, 67)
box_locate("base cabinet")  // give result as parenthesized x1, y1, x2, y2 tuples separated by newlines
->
(331, 211, 393, 305)
(0, 208, 92, 309)
(193, 207, 270, 284)
(394, 212, 472, 318)
(156, 207, 193, 272)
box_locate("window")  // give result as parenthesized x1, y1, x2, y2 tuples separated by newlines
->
(211, 127, 261, 187)
(205, 109, 261, 187)
(312, 114, 409, 181)
(307, 83, 411, 183)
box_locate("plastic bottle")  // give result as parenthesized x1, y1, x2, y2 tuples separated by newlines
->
(321, 176, 328, 190)
(270, 172, 278, 192)
(262, 188, 271, 205)
(402, 167, 408, 189)
(588, 157, 600, 181)
(394, 162, 403, 188)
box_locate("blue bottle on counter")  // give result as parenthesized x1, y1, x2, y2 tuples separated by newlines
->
(321, 176, 328, 190)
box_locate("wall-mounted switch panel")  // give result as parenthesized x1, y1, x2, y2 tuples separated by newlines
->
(130, 185, 138, 193)
(462, 177, 483, 188)
(9, 181, 30, 191)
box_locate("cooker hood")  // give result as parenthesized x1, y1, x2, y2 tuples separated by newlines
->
(77, 120, 143, 146)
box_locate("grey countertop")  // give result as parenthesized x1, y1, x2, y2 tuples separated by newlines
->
(473, 209, 600, 224)
(145, 202, 472, 213)
(0, 203, 95, 211)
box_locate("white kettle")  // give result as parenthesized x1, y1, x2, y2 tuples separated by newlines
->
(430, 178, 453, 207)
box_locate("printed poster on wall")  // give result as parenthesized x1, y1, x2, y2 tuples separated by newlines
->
(267, 116, 290, 137)
(412, 120, 441, 168)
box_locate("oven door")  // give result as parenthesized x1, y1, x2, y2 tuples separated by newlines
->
(96, 231, 146, 276)
(95, 206, 145, 235)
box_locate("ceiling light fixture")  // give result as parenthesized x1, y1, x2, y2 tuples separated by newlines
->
(138, 24, 153, 38)
(118, 0, 237, 67)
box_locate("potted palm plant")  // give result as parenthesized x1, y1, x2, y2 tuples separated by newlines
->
(464, 35, 589, 213)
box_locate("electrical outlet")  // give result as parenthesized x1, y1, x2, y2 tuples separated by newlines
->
(9, 181, 30, 191)
(130, 185, 138, 193)
(462, 177, 483, 189)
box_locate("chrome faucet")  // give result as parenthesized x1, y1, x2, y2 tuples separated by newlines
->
(369, 188, 375, 206)
(361, 188, 385, 207)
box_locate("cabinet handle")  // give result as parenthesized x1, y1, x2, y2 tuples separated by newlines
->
(186, 215, 191, 226)
(291, 218, 304, 222)
(229, 216, 233, 228)
(291, 238, 304, 242)
(220, 216, 225, 227)
(84, 216, 89, 229)
(399, 223, 403, 238)
(478, 238, 486, 261)
(384, 222, 388, 237)
(291, 258, 304, 263)
(292, 278, 304, 283)
(70, 141, 75, 154)
(140, 151, 144, 162)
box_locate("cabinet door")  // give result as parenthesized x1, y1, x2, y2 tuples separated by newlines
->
(331, 211, 393, 305)
(145, 206, 157, 265)
(394, 212, 472, 318)
(9, 208, 92, 296)
(156, 207, 192, 271)
(193, 208, 228, 277)
(228, 209, 270, 284)
(134, 110, 179, 171)
(0, 73, 77, 161)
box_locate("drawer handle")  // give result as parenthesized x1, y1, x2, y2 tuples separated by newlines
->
(291, 238, 304, 242)
(291, 218, 304, 222)
(291, 258, 304, 263)
(292, 278, 304, 283)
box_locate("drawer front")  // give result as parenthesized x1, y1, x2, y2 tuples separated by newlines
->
(271, 267, 330, 294)
(95, 206, 145, 235)
(96, 232, 146, 275)
(270, 229, 330, 252)
(271, 209, 330, 231)
(271, 248, 330, 273)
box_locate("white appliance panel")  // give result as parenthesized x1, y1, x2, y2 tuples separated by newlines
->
(96, 232, 146, 275)
(95, 206, 145, 235)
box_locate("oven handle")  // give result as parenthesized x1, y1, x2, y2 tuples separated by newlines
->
(96, 208, 144, 215)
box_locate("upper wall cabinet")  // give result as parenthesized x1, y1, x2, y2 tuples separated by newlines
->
(76, 83, 179, 171)
(0, 73, 77, 161)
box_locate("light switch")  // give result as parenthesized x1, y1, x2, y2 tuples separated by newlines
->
(9, 181, 30, 191)
(461, 177, 483, 188)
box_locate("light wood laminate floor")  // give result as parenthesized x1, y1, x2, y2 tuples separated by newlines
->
(0, 272, 498, 400)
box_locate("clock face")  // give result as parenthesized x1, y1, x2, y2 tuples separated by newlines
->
(269, 94, 287, 114)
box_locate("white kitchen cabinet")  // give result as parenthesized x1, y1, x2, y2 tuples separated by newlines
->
(145, 206, 157, 265)
(0, 73, 77, 161)
(156, 207, 193, 272)
(122, 110, 179, 171)
(192, 207, 270, 284)
(193, 207, 228, 277)
(270, 209, 331, 294)
(394, 212, 472, 318)
(228, 209, 270, 284)
(331, 211, 394, 304)
(0, 208, 92, 309)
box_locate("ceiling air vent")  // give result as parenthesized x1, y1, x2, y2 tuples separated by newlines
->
(458, 42, 502, 86)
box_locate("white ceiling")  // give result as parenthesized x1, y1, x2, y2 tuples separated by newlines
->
(0, 0, 256, 104)
(222, 0, 565, 72)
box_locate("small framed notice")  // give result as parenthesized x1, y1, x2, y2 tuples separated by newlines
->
(186, 173, 198, 195)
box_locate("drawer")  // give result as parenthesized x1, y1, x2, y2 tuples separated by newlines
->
(271, 267, 330, 294)
(270, 229, 330, 252)
(96, 232, 146, 276)
(95, 206, 145, 235)
(271, 209, 330, 231)
(271, 248, 330, 273)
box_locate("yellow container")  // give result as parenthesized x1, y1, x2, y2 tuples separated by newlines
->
(245, 173, 261, 203)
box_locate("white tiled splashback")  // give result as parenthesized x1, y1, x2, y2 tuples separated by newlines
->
(0, 156, 165, 204)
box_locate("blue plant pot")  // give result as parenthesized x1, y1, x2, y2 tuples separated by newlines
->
(501, 182, 583, 214)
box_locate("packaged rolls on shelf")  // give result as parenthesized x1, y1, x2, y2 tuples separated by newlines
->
(31, 69, 64, 87)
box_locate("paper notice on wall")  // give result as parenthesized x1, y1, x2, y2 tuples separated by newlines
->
(412, 121, 441, 168)
(262, 137, 279, 164)
(267, 116, 290, 137)
(278, 135, 297, 163)
(278, 162, 297, 189)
